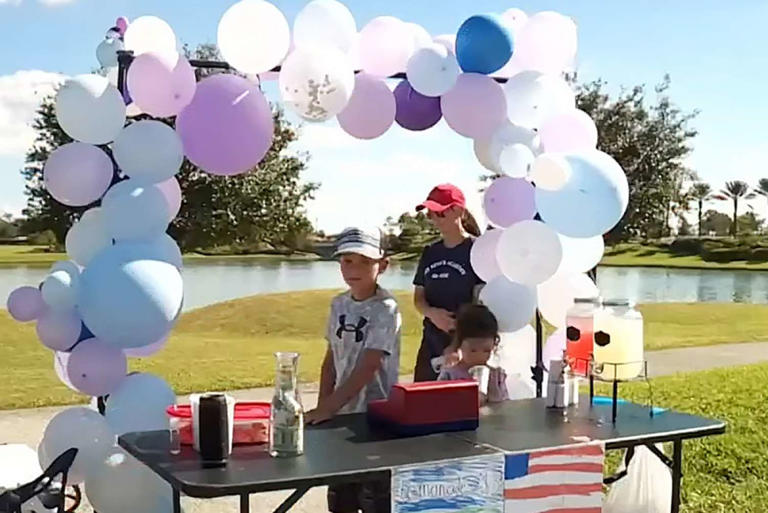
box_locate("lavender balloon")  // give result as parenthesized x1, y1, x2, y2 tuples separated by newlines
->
(441, 73, 506, 139)
(154, 177, 181, 220)
(176, 74, 274, 176)
(393, 80, 442, 131)
(67, 338, 127, 397)
(7, 286, 46, 322)
(127, 53, 196, 118)
(483, 176, 536, 228)
(44, 143, 113, 207)
(124, 334, 169, 358)
(337, 73, 396, 140)
(36, 309, 81, 351)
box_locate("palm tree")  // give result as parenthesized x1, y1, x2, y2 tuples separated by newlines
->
(753, 178, 768, 207)
(714, 181, 755, 236)
(690, 182, 713, 236)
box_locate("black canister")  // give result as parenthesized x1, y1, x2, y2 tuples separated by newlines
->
(198, 393, 230, 467)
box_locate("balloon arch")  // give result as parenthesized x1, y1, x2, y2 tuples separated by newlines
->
(6, 2, 628, 510)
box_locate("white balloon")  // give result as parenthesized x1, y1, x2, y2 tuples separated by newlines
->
(406, 22, 432, 50)
(38, 407, 115, 485)
(359, 16, 414, 77)
(537, 272, 599, 328)
(479, 276, 537, 333)
(66, 208, 112, 267)
(105, 66, 119, 87)
(497, 325, 537, 391)
(514, 11, 578, 75)
(96, 37, 124, 68)
(102, 179, 170, 241)
(126, 102, 143, 118)
(41, 270, 79, 311)
(503, 71, 575, 129)
(105, 373, 175, 436)
(218, 0, 290, 74)
(123, 16, 178, 67)
(279, 47, 355, 121)
(530, 153, 572, 191)
(557, 234, 605, 274)
(500, 8, 529, 34)
(112, 120, 183, 184)
(86, 449, 174, 513)
(293, 0, 357, 54)
(470, 229, 503, 282)
(433, 34, 456, 55)
(497, 220, 562, 286)
(406, 43, 460, 97)
(55, 75, 126, 145)
(542, 328, 567, 372)
(473, 121, 541, 173)
(499, 143, 535, 178)
(54, 351, 78, 392)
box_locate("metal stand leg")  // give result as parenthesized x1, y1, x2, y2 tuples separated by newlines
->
(671, 440, 683, 513)
(173, 488, 181, 513)
(273, 486, 310, 513)
(612, 380, 619, 424)
(240, 494, 250, 513)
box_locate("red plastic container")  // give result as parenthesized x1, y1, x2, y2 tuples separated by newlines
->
(166, 402, 270, 446)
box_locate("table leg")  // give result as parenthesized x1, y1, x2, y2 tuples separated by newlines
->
(671, 439, 683, 513)
(173, 488, 181, 513)
(240, 493, 250, 513)
(273, 486, 311, 513)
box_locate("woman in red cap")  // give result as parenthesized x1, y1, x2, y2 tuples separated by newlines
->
(412, 183, 483, 381)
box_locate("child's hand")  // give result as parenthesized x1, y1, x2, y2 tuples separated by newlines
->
(305, 405, 335, 425)
(442, 346, 461, 367)
(428, 308, 456, 333)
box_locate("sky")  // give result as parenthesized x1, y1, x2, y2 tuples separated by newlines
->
(1, 0, 767, 233)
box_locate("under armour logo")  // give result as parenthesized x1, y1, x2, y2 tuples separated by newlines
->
(336, 315, 368, 343)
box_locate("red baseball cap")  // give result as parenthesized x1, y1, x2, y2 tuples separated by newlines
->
(416, 184, 466, 213)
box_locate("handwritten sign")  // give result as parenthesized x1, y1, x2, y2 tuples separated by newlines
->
(392, 454, 504, 513)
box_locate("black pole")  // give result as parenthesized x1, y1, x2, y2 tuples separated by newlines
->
(534, 309, 544, 397)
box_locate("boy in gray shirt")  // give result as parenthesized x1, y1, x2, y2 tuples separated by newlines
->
(306, 226, 401, 513)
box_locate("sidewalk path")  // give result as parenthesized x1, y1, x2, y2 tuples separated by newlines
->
(2, 342, 767, 513)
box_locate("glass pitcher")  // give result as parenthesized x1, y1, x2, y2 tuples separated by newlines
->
(593, 299, 644, 381)
(565, 297, 600, 376)
(269, 352, 304, 457)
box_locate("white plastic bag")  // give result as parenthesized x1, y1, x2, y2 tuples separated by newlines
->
(604, 444, 672, 513)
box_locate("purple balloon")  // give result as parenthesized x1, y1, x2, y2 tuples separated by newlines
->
(54, 351, 78, 391)
(67, 338, 127, 396)
(176, 74, 274, 176)
(483, 176, 536, 228)
(7, 286, 47, 322)
(115, 17, 129, 35)
(338, 73, 396, 140)
(44, 143, 113, 207)
(441, 73, 506, 139)
(36, 309, 81, 351)
(127, 53, 196, 118)
(123, 334, 169, 358)
(393, 80, 442, 131)
(154, 177, 181, 220)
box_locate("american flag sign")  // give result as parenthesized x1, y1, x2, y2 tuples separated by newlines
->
(504, 443, 605, 513)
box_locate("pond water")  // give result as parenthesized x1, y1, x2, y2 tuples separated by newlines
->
(3, 260, 768, 311)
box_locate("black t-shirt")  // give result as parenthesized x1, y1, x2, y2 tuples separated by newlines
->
(413, 238, 483, 358)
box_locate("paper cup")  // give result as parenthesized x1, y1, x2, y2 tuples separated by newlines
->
(469, 365, 490, 395)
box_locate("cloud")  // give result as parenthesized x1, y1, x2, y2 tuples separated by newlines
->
(0, 0, 22, 4)
(0, 70, 67, 156)
(38, 0, 76, 4)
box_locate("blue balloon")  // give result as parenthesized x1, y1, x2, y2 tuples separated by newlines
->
(456, 14, 513, 74)
(535, 151, 629, 238)
(105, 373, 175, 435)
(77, 244, 183, 349)
(110, 235, 183, 269)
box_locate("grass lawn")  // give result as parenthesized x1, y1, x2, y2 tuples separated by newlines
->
(602, 243, 768, 271)
(598, 363, 768, 513)
(3, 290, 768, 410)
